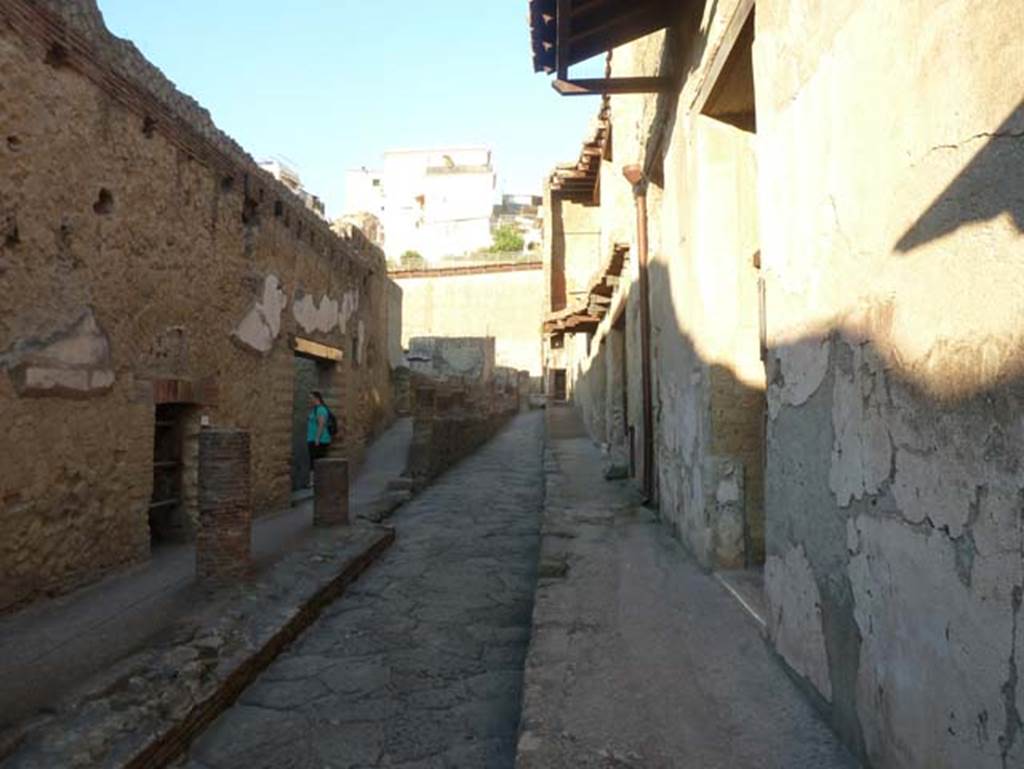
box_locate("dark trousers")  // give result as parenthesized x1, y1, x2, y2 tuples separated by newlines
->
(307, 442, 329, 471)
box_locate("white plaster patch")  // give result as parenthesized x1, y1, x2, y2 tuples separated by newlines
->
(765, 545, 833, 702)
(768, 336, 830, 419)
(292, 293, 339, 336)
(828, 346, 892, 507)
(2, 310, 116, 396)
(231, 275, 287, 354)
(337, 289, 360, 334)
(848, 515, 1019, 769)
(716, 472, 741, 504)
(891, 446, 974, 536)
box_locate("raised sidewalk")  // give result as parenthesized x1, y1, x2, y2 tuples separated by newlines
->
(0, 417, 412, 734)
(516, 406, 860, 769)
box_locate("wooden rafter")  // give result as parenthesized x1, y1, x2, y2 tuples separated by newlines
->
(529, 0, 681, 80)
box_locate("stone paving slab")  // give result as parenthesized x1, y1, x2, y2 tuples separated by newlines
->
(1, 524, 394, 769)
(515, 407, 861, 769)
(0, 418, 413, 734)
(179, 410, 545, 769)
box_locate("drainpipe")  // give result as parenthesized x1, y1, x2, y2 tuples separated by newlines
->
(622, 164, 655, 503)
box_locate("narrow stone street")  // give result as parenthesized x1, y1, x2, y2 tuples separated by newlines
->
(184, 411, 545, 769)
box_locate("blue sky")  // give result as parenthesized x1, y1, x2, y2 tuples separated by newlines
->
(98, 0, 604, 219)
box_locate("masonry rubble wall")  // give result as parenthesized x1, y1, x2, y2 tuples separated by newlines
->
(0, 0, 393, 611)
(545, 1, 1024, 766)
(404, 352, 524, 484)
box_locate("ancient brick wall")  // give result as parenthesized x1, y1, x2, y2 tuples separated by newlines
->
(0, 0, 393, 610)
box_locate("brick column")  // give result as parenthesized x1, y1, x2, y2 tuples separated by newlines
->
(197, 429, 252, 581)
(314, 458, 349, 526)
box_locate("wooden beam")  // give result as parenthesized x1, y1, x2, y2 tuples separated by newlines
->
(568, 0, 675, 66)
(293, 336, 344, 362)
(556, 0, 570, 80)
(568, 0, 664, 47)
(691, 0, 755, 115)
(553, 77, 671, 95)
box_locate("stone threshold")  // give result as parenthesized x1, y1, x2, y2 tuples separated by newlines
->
(2, 524, 395, 769)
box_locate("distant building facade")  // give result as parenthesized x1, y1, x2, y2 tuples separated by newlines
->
(344, 147, 497, 264)
(492, 193, 544, 253)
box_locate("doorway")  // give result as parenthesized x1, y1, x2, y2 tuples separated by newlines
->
(149, 404, 191, 544)
(699, 9, 766, 569)
(552, 368, 567, 401)
(290, 352, 338, 492)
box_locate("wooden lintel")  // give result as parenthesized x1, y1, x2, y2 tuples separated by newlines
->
(293, 336, 344, 362)
(553, 77, 672, 96)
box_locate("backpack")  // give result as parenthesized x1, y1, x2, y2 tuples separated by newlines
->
(326, 408, 339, 437)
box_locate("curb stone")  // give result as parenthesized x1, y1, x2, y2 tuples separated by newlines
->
(2, 526, 395, 769)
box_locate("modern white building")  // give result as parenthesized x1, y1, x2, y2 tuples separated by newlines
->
(344, 147, 497, 264)
(259, 158, 325, 218)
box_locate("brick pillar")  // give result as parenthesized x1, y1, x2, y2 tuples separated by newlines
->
(314, 458, 349, 526)
(197, 429, 252, 581)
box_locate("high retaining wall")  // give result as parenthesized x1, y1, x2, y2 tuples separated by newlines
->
(392, 263, 544, 377)
(0, 0, 393, 610)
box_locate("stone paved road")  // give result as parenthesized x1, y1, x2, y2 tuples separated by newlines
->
(185, 411, 544, 769)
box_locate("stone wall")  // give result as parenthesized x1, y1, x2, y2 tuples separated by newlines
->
(392, 263, 544, 376)
(545, 1, 1024, 766)
(0, 0, 393, 610)
(407, 336, 496, 383)
(404, 366, 523, 485)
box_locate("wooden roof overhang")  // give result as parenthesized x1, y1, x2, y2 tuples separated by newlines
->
(543, 242, 630, 335)
(548, 98, 609, 203)
(528, 0, 679, 95)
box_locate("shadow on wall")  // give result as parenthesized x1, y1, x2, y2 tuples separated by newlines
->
(897, 100, 1024, 252)
(565, 11, 1024, 766)
(570, 258, 768, 571)
(641, 0, 718, 180)
(570, 255, 1024, 769)
(567, 201, 1024, 769)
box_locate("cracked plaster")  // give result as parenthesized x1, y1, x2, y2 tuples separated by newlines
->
(765, 544, 833, 702)
(848, 514, 1022, 769)
(767, 336, 831, 420)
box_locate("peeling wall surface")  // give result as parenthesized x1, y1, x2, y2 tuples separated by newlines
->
(393, 266, 543, 377)
(0, 0, 393, 611)
(757, 2, 1024, 766)
(544, 0, 1024, 766)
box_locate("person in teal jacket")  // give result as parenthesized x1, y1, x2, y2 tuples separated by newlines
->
(306, 390, 331, 487)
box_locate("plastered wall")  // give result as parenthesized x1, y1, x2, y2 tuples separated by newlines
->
(394, 266, 544, 376)
(0, 0, 393, 610)
(545, 1, 1024, 766)
(756, 2, 1024, 766)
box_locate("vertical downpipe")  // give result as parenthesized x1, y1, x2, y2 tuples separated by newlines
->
(624, 165, 655, 503)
